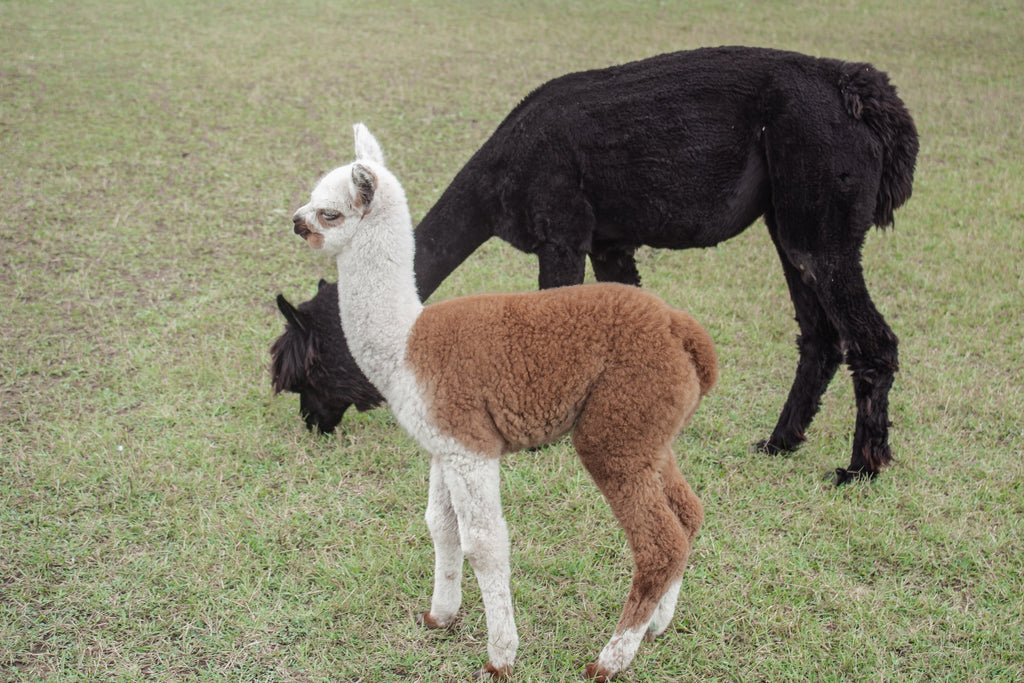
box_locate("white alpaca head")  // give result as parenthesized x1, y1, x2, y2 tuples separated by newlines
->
(292, 123, 396, 257)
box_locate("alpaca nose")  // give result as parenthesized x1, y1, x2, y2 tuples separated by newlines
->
(292, 214, 309, 236)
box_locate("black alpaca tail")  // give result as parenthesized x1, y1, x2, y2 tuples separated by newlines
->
(839, 63, 920, 228)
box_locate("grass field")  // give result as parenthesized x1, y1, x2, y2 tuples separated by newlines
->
(2, 1, 1022, 680)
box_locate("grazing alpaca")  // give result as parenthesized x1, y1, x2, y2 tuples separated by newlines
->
(271, 280, 384, 433)
(272, 46, 918, 483)
(290, 124, 717, 681)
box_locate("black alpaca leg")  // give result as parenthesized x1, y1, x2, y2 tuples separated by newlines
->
(758, 227, 843, 454)
(795, 251, 898, 483)
(590, 246, 641, 286)
(537, 242, 587, 289)
(837, 327, 898, 483)
(761, 110, 899, 482)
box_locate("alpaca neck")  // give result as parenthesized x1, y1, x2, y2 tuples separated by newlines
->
(334, 200, 423, 399)
(413, 177, 493, 300)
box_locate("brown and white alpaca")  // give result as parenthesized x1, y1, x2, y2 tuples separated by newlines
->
(290, 124, 718, 681)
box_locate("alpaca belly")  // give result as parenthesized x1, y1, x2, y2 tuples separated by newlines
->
(596, 143, 770, 251)
(419, 383, 589, 456)
(485, 387, 588, 452)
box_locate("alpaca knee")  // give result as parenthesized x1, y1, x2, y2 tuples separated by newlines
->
(846, 324, 899, 381)
(461, 525, 511, 584)
(684, 495, 704, 546)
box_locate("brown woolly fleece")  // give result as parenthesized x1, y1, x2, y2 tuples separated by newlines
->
(406, 283, 717, 458)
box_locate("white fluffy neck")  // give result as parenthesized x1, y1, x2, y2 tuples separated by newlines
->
(333, 186, 423, 398)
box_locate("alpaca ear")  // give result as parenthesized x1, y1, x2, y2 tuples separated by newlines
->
(352, 123, 384, 165)
(276, 294, 307, 333)
(351, 163, 376, 210)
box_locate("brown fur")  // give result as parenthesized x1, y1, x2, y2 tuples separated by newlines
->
(407, 283, 716, 457)
(406, 283, 715, 639)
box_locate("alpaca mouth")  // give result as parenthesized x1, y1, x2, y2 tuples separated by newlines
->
(292, 215, 319, 245)
(293, 223, 325, 249)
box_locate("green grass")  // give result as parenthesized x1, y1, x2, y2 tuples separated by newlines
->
(2, 0, 1022, 680)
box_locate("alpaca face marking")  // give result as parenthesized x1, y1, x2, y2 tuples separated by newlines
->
(292, 166, 369, 254)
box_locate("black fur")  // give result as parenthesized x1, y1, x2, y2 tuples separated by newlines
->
(270, 279, 384, 434)
(272, 46, 918, 481)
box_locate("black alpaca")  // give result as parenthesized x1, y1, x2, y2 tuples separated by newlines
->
(271, 280, 385, 434)
(272, 46, 918, 483)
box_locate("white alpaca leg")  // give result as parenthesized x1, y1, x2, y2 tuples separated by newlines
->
(440, 453, 518, 676)
(592, 625, 648, 680)
(646, 577, 683, 641)
(422, 457, 462, 628)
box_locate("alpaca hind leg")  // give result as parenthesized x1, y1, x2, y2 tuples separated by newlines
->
(419, 456, 463, 629)
(646, 451, 703, 641)
(439, 453, 518, 677)
(579, 457, 690, 681)
(785, 246, 897, 481)
(758, 219, 844, 454)
(764, 123, 895, 481)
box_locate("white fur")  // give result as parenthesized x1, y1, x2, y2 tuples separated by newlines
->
(293, 124, 518, 675)
(648, 577, 684, 640)
(595, 625, 647, 678)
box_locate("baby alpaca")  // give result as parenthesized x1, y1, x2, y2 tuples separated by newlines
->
(290, 125, 718, 680)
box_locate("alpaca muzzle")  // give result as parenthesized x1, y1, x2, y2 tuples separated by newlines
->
(292, 214, 311, 239)
(292, 215, 323, 248)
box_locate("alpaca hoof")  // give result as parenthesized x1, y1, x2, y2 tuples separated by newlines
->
(833, 467, 877, 486)
(415, 611, 451, 629)
(754, 434, 803, 454)
(475, 662, 512, 680)
(583, 662, 614, 682)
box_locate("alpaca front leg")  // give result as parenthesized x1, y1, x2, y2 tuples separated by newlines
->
(441, 454, 518, 677)
(420, 457, 463, 629)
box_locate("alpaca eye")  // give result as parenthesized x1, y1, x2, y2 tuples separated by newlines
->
(321, 210, 341, 221)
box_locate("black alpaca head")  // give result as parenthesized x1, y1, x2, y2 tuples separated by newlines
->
(270, 279, 385, 434)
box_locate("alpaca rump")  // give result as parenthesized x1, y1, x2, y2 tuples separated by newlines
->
(289, 125, 717, 680)
(271, 45, 917, 483)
